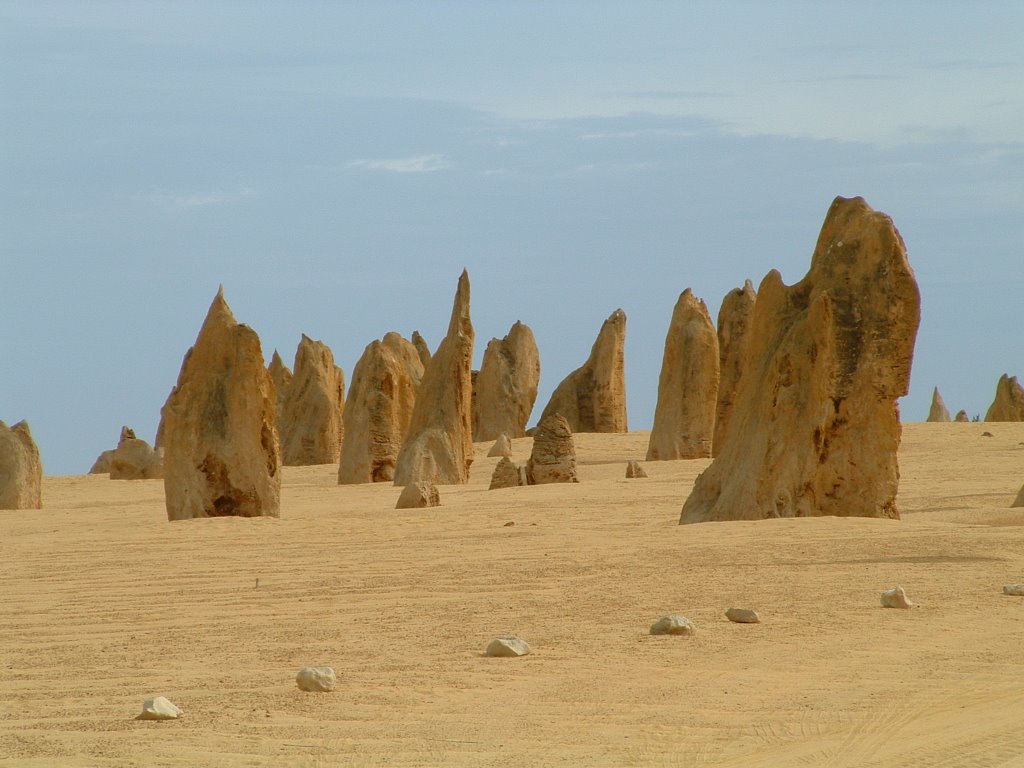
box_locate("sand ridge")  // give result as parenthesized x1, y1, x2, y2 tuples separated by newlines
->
(2, 424, 1024, 766)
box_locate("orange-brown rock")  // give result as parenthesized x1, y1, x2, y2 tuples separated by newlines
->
(539, 309, 627, 433)
(647, 289, 719, 460)
(393, 271, 475, 485)
(489, 456, 526, 489)
(473, 321, 540, 442)
(927, 387, 951, 422)
(984, 374, 1024, 422)
(526, 413, 578, 485)
(338, 332, 424, 484)
(109, 426, 163, 480)
(0, 420, 42, 509)
(279, 335, 345, 466)
(680, 197, 921, 524)
(267, 350, 293, 425)
(487, 434, 512, 458)
(161, 287, 280, 520)
(411, 331, 431, 368)
(713, 280, 757, 456)
(395, 480, 441, 509)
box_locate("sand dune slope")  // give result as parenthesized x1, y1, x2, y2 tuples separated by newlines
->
(3, 424, 1024, 766)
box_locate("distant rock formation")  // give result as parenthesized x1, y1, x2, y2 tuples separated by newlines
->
(539, 309, 627, 433)
(0, 420, 42, 509)
(472, 321, 540, 442)
(411, 331, 431, 368)
(625, 460, 647, 478)
(161, 287, 280, 520)
(647, 289, 719, 460)
(109, 426, 163, 480)
(396, 480, 441, 509)
(338, 332, 424, 484)
(489, 456, 526, 489)
(279, 335, 345, 466)
(680, 197, 921, 524)
(487, 434, 512, 458)
(393, 271, 475, 485)
(525, 413, 578, 485)
(927, 387, 951, 422)
(89, 451, 114, 474)
(985, 374, 1024, 422)
(954, 410, 970, 423)
(267, 350, 293, 425)
(713, 280, 757, 457)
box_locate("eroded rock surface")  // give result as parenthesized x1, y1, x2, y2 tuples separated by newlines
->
(396, 480, 441, 509)
(714, 280, 757, 457)
(525, 413, 578, 485)
(985, 374, 1024, 422)
(0, 420, 42, 509)
(489, 456, 525, 489)
(680, 197, 921, 524)
(279, 335, 345, 466)
(927, 387, 951, 422)
(472, 321, 540, 442)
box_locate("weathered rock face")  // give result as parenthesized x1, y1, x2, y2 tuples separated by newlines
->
(985, 374, 1024, 422)
(396, 481, 441, 509)
(647, 289, 719, 461)
(279, 335, 345, 466)
(525, 413, 578, 485)
(411, 331, 431, 368)
(539, 309, 627, 433)
(472, 322, 541, 442)
(954, 410, 970, 423)
(338, 333, 424, 484)
(109, 428, 163, 480)
(0, 420, 42, 509)
(927, 387, 951, 422)
(1011, 483, 1024, 508)
(161, 287, 281, 521)
(680, 197, 921, 524)
(295, 667, 337, 692)
(267, 350, 293, 425)
(489, 456, 525, 489)
(713, 280, 757, 457)
(393, 271, 475, 485)
(89, 450, 115, 474)
(625, 460, 647, 479)
(487, 434, 512, 458)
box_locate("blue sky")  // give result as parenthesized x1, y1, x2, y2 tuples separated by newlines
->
(2, 2, 1022, 474)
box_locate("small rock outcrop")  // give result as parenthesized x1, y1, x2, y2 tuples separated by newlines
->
(525, 413, 578, 485)
(1003, 584, 1024, 596)
(880, 585, 914, 608)
(649, 615, 695, 636)
(714, 280, 757, 457)
(411, 331, 431, 368)
(0, 420, 42, 509)
(89, 450, 115, 474)
(725, 608, 760, 623)
(484, 636, 531, 657)
(396, 481, 441, 509)
(279, 335, 345, 466)
(109, 428, 163, 480)
(647, 289, 719, 460)
(625, 460, 647, 479)
(267, 350, 293, 425)
(680, 197, 921, 524)
(472, 322, 540, 442)
(927, 387, 950, 422)
(161, 287, 281, 521)
(488, 434, 512, 458)
(985, 374, 1024, 422)
(954, 410, 970, 423)
(539, 309, 627, 433)
(137, 696, 182, 721)
(393, 271, 475, 486)
(1012, 483, 1024, 508)
(338, 333, 425, 484)
(489, 457, 525, 489)
(296, 666, 337, 692)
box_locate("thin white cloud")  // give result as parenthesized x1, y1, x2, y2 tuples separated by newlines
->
(579, 128, 698, 141)
(349, 154, 450, 173)
(146, 186, 256, 210)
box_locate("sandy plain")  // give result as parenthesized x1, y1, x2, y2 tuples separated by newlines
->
(2, 422, 1024, 767)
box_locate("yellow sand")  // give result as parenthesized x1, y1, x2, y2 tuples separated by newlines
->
(3, 423, 1024, 767)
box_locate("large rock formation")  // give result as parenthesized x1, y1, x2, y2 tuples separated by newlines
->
(713, 280, 757, 457)
(161, 287, 281, 520)
(984, 374, 1024, 422)
(393, 271, 475, 486)
(411, 331, 431, 368)
(647, 289, 719, 460)
(338, 332, 424, 484)
(472, 321, 541, 442)
(267, 350, 293, 425)
(0, 420, 42, 509)
(680, 196, 921, 524)
(109, 426, 163, 480)
(927, 387, 951, 422)
(525, 413, 578, 485)
(278, 335, 345, 465)
(539, 309, 627, 433)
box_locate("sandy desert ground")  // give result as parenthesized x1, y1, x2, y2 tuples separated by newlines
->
(3, 423, 1024, 767)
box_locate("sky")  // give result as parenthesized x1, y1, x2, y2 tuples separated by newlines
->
(1, 1, 1022, 475)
